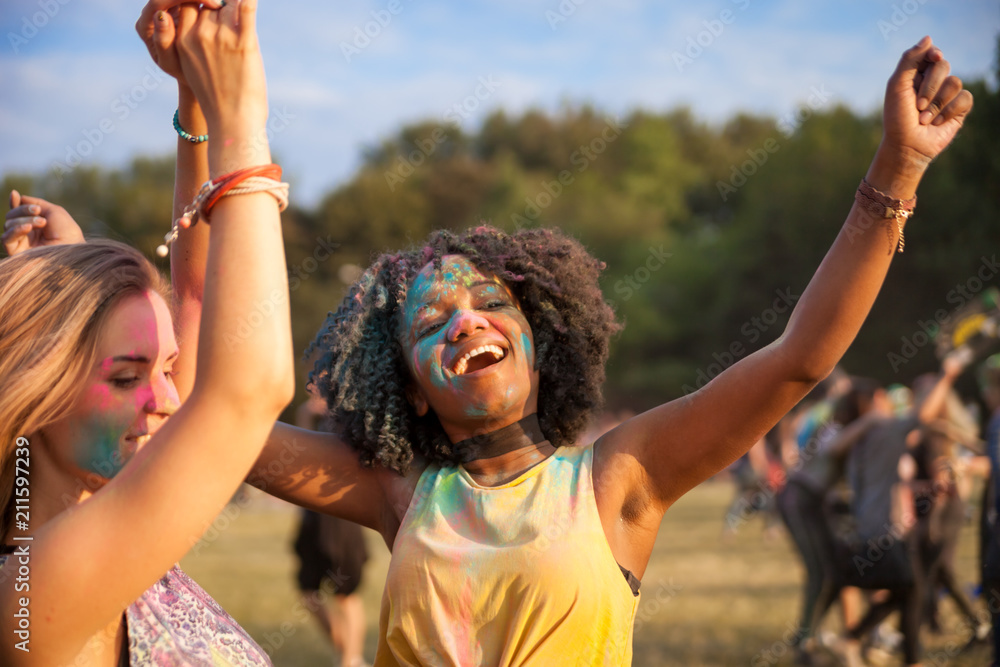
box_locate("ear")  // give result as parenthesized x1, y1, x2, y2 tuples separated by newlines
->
(405, 383, 429, 417)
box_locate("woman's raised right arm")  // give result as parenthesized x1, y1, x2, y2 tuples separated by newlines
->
(142, 5, 406, 538)
(0, 3, 294, 663)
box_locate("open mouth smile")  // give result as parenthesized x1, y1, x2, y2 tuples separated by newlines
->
(451, 344, 507, 376)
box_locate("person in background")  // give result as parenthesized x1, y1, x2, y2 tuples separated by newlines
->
(293, 394, 370, 667)
(908, 370, 987, 640)
(979, 354, 1000, 666)
(777, 377, 885, 665)
(838, 352, 972, 666)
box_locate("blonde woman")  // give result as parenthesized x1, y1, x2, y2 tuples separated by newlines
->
(0, 1, 293, 665)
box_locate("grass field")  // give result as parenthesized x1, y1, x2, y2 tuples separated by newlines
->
(180, 482, 992, 666)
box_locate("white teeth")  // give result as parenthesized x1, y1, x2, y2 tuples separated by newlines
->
(135, 435, 151, 447)
(452, 344, 505, 375)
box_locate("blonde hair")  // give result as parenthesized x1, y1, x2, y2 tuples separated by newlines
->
(0, 240, 168, 538)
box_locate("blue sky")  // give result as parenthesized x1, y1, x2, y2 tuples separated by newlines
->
(1, 0, 997, 206)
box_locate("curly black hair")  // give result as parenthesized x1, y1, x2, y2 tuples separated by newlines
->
(307, 225, 622, 474)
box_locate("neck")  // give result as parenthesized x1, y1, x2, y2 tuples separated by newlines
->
(456, 413, 556, 484)
(2, 433, 97, 544)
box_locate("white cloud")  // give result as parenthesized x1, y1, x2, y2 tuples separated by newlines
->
(1, 0, 996, 206)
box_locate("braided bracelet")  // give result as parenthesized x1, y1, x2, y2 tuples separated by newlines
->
(173, 109, 208, 144)
(854, 178, 916, 254)
(156, 164, 289, 257)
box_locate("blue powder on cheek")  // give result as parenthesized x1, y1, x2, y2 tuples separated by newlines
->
(464, 404, 488, 418)
(430, 369, 448, 388)
(414, 341, 449, 389)
(520, 333, 534, 364)
(75, 421, 128, 478)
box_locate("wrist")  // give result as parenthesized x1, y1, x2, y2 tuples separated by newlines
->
(865, 142, 931, 200)
(207, 124, 271, 177)
(177, 87, 208, 139)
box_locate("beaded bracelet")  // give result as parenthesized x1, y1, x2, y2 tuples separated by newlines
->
(156, 164, 289, 257)
(173, 109, 209, 144)
(854, 178, 916, 254)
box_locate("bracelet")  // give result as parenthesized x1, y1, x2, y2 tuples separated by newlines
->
(173, 109, 208, 144)
(199, 165, 285, 222)
(156, 164, 289, 257)
(854, 178, 916, 254)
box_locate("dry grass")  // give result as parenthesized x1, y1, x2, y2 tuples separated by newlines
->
(180, 482, 992, 666)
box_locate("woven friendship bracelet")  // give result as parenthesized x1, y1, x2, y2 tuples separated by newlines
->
(173, 109, 209, 144)
(199, 164, 284, 222)
(854, 178, 916, 254)
(156, 164, 289, 257)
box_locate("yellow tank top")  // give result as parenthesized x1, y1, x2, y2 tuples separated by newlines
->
(374, 444, 640, 666)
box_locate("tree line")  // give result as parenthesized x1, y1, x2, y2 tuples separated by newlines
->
(4, 52, 997, 418)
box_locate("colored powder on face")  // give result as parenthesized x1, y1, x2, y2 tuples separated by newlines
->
(68, 377, 135, 479)
(403, 255, 537, 418)
(74, 417, 129, 478)
(520, 333, 534, 367)
(462, 402, 488, 418)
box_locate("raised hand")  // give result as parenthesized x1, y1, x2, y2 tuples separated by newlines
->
(174, 0, 268, 144)
(3, 190, 84, 256)
(941, 346, 974, 379)
(136, 1, 222, 86)
(883, 36, 974, 166)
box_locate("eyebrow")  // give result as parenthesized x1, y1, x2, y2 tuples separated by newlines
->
(469, 279, 505, 290)
(111, 355, 149, 363)
(110, 350, 180, 364)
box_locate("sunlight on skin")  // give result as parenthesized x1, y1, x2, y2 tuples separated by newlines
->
(42, 291, 181, 483)
(399, 255, 539, 441)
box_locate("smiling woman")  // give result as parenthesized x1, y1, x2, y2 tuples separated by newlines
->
(0, 0, 296, 664)
(159, 28, 974, 667)
(306, 229, 620, 472)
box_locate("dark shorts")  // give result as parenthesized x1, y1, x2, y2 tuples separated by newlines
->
(293, 510, 369, 596)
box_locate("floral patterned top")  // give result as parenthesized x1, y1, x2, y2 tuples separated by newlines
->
(0, 553, 271, 666)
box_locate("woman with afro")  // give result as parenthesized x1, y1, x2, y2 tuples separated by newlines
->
(105, 15, 978, 665)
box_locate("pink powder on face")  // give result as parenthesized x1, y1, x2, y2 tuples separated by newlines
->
(82, 382, 117, 411)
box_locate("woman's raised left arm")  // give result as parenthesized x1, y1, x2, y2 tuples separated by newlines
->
(598, 37, 973, 526)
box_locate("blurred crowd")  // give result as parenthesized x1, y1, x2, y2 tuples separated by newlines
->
(720, 351, 1000, 666)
